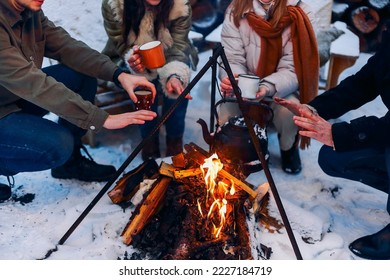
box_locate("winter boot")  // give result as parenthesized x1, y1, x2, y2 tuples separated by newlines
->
(280, 134, 302, 174)
(0, 183, 11, 202)
(0, 176, 13, 202)
(166, 136, 183, 157)
(141, 136, 161, 161)
(51, 145, 116, 182)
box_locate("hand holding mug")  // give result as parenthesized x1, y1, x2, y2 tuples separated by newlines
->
(128, 46, 145, 74)
(255, 85, 269, 100)
(219, 74, 239, 98)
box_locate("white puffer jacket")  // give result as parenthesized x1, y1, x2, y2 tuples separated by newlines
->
(219, 0, 314, 98)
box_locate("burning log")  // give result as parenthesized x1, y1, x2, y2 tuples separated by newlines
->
(159, 162, 202, 179)
(113, 141, 272, 259)
(173, 168, 202, 179)
(128, 182, 254, 260)
(159, 162, 180, 178)
(184, 143, 258, 201)
(121, 176, 172, 246)
(171, 152, 186, 168)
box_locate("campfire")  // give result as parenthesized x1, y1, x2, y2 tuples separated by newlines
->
(108, 142, 274, 260)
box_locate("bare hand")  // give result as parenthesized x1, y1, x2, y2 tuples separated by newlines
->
(117, 73, 156, 103)
(127, 46, 145, 74)
(294, 108, 334, 147)
(103, 110, 157, 130)
(220, 74, 238, 98)
(273, 96, 310, 116)
(166, 77, 192, 100)
(255, 86, 269, 100)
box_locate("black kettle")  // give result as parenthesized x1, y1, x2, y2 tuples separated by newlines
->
(197, 99, 273, 165)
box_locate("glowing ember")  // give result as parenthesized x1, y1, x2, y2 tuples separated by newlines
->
(199, 153, 235, 238)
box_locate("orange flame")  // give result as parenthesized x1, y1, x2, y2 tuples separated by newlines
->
(199, 153, 234, 238)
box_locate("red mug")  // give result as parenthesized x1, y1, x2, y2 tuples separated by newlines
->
(139, 41, 166, 69)
(134, 90, 153, 111)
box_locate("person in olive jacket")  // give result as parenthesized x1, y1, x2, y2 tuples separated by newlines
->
(0, 0, 157, 202)
(274, 28, 390, 260)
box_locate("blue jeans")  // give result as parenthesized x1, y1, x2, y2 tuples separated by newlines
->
(0, 64, 97, 176)
(139, 80, 188, 140)
(318, 145, 390, 213)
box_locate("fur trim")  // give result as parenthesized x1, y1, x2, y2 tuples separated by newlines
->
(170, 0, 190, 20)
(107, 0, 124, 22)
(157, 61, 191, 99)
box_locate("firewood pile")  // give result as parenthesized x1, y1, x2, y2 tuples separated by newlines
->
(334, 0, 390, 51)
(108, 142, 274, 260)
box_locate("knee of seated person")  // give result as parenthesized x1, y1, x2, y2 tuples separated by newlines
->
(318, 145, 336, 175)
(49, 131, 74, 166)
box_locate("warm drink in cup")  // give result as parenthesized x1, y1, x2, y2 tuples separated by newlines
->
(134, 90, 153, 111)
(139, 41, 166, 69)
(238, 74, 260, 99)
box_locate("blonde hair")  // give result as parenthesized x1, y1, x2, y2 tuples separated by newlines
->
(229, 0, 288, 28)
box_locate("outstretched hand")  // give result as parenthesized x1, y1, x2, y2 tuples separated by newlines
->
(166, 77, 192, 100)
(103, 110, 157, 130)
(274, 96, 334, 148)
(293, 108, 334, 148)
(273, 96, 309, 116)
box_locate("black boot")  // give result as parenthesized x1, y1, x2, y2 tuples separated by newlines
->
(166, 136, 183, 157)
(0, 183, 11, 202)
(51, 145, 116, 182)
(280, 134, 301, 174)
(0, 176, 13, 202)
(349, 223, 390, 260)
(141, 136, 160, 161)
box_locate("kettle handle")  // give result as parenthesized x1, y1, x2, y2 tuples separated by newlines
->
(213, 98, 274, 128)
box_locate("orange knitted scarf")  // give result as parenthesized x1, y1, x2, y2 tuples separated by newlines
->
(247, 6, 319, 149)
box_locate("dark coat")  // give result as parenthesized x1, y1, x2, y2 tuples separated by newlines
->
(309, 29, 390, 152)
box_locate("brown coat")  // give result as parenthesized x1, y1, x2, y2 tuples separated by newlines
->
(0, 2, 118, 132)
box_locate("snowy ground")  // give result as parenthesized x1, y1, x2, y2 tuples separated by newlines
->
(1, 0, 389, 265)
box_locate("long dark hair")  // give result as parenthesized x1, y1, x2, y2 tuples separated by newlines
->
(123, 0, 174, 42)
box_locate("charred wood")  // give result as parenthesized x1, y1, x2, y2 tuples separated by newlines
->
(108, 159, 159, 204)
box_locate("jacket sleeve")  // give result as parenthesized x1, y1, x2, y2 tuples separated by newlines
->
(309, 29, 390, 151)
(101, 0, 128, 59)
(0, 13, 109, 132)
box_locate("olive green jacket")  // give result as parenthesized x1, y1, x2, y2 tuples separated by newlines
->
(0, 2, 119, 132)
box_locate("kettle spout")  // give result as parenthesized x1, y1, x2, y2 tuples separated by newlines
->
(196, 118, 213, 145)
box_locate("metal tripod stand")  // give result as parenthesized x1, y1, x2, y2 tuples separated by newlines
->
(50, 43, 302, 260)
